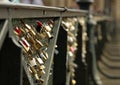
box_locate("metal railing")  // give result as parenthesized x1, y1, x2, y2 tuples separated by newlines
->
(0, 3, 114, 85)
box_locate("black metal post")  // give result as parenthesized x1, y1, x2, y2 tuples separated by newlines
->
(53, 26, 67, 85)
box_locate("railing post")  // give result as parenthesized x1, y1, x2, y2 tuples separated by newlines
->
(76, 0, 102, 85)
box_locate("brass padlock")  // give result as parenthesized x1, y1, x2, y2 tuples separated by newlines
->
(39, 31, 53, 40)
(24, 24, 37, 37)
(70, 25, 75, 31)
(37, 69, 45, 76)
(37, 78, 44, 85)
(72, 79, 76, 85)
(29, 66, 37, 75)
(29, 66, 41, 82)
(26, 33, 44, 51)
(39, 65, 45, 70)
(44, 25, 52, 32)
(44, 30, 53, 39)
(35, 39, 44, 49)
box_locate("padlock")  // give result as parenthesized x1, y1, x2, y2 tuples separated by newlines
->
(36, 20, 52, 32)
(37, 69, 45, 76)
(35, 39, 44, 48)
(40, 30, 53, 40)
(36, 78, 44, 85)
(26, 33, 44, 52)
(37, 65, 45, 72)
(24, 24, 37, 37)
(30, 66, 37, 75)
(36, 21, 54, 39)
(44, 30, 53, 39)
(29, 58, 37, 67)
(68, 51, 74, 57)
(39, 51, 48, 62)
(72, 79, 76, 85)
(70, 25, 75, 31)
(29, 66, 40, 81)
(34, 74, 40, 82)
(62, 21, 71, 28)
(35, 57, 44, 65)
(14, 26, 22, 36)
(48, 19, 54, 28)
(14, 26, 26, 38)
(69, 46, 76, 53)
(39, 32, 46, 39)
(68, 36, 74, 44)
(44, 25, 52, 32)
(61, 21, 69, 31)
(19, 37, 32, 55)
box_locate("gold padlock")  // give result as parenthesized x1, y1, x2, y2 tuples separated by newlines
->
(37, 78, 44, 85)
(44, 30, 53, 39)
(39, 32, 46, 39)
(24, 24, 36, 37)
(39, 65, 45, 70)
(72, 79, 76, 85)
(44, 25, 52, 32)
(37, 69, 45, 76)
(26, 33, 44, 51)
(29, 66, 37, 75)
(34, 39, 44, 50)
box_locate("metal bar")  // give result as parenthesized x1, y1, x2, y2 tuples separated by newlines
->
(0, 8, 9, 19)
(0, 19, 9, 50)
(87, 14, 102, 85)
(0, 3, 87, 19)
(53, 26, 67, 85)
(0, 3, 64, 11)
(42, 17, 62, 85)
(22, 54, 35, 85)
(66, 71, 71, 85)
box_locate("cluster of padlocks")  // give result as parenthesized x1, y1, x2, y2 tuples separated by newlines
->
(61, 18, 78, 85)
(13, 19, 54, 85)
(11, 17, 104, 85)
